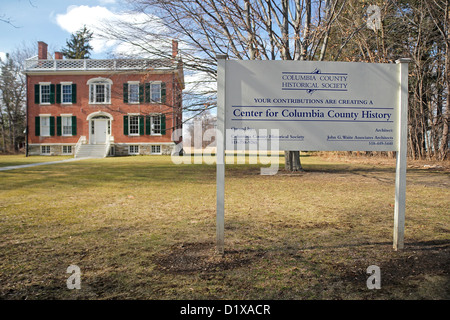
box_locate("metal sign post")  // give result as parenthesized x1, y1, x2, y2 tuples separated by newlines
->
(393, 58, 411, 251)
(216, 55, 227, 255)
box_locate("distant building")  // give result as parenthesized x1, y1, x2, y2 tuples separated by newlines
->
(23, 41, 184, 157)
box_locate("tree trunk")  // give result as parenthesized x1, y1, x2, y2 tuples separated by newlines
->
(284, 151, 303, 171)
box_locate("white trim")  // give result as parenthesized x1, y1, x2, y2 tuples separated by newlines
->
(86, 77, 113, 85)
(61, 145, 74, 155)
(39, 83, 51, 105)
(39, 115, 51, 137)
(128, 115, 140, 136)
(128, 145, 140, 155)
(40, 145, 51, 155)
(60, 113, 73, 116)
(149, 82, 162, 103)
(128, 82, 141, 104)
(151, 144, 162, 155)
(87, 78, 112, 105)
(60, 83, 73, 105)
(61, 115, 73, 137)
(86, 111, 113, 120)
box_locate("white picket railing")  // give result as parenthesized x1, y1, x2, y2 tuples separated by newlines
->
(74, 136, 86, 157)
(24, 58, 176, 72)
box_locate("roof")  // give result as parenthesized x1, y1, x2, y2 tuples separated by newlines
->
(23, 57, 185, 89)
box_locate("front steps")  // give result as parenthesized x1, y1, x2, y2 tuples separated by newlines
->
(75, 144, 108, 158)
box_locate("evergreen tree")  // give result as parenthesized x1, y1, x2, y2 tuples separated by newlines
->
(61, 25, 94, 59)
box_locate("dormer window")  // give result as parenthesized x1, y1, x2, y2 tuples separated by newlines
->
(87, 78, 112, 104)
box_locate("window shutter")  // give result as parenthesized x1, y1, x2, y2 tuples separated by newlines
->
(139, 84, 144, 103)
(56, 84, 61, 104)
(56, 116, 62, 136)
(161, 82, 166, 104)
(123, 115, 129, 135)
(34, 85, 40, 104)
(145, 83, 150, 103)
(123, 83, 128, 103)
(139, 115, 145, 135)
(72, 116, 77, 136)
(49, 84, 55, 104)
(35, 116, 40, 136)
(146, 116, 151, 135)
(161, 114, 166, 135)
(72, 84, 77, 103)
(49, 116, 55, 136)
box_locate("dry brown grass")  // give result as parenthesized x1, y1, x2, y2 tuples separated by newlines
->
(0, 154, 448, 300)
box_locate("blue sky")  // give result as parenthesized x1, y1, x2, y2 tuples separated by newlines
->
(0, 0, 129, 60)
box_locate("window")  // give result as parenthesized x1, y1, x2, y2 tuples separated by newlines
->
(150, 83, 161, 102)
(62, 116, 72, 136)
(41, 145, 51, 155)
(129, 116, 140, 135)
(62, 84, 72, 104)
(129, 83, 139, 103)
(129, 145, 139, 155)
(40, 116, 50, 136)
(88, 78, 112, 104)
(40, 84, 51, 104)
(152, 115, 161, 135)
(35, 83, 56, 105)
(151, 145, 161, 154)
(145, 114, 166, 135)
(62, 145, 73, 154)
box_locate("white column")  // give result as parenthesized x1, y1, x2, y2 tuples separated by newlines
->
(393, 58, 411, 251)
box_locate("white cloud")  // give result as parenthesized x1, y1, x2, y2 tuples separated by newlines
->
(98, 0, 116, 4)
(56, 6, 117, 54)
(0, 52, 7, 62)
(55, 5, 168, 57)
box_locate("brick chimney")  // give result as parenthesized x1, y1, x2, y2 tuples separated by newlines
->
(172, 40, 178, 58)
(54, 52, 63, 60)
(38, 41, 48, 60)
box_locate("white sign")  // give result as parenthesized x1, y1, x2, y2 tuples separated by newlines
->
(225, 60, 399, 151)
(216, 57, 410, 254)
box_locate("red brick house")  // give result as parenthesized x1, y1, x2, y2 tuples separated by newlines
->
(24, 41, 184, 157)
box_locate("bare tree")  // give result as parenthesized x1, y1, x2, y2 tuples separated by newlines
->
(103, 0, 448, 161)
(102, 0, 344, 169)
(0, 52, 26, 152)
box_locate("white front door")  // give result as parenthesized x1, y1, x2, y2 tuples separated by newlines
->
(93, 120, 107, 144)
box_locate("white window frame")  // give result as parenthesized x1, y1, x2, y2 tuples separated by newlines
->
(87, 78, 112, 104)
(41, 145, 51, 155)
(150, 82, 162, 103)
(129, 145, 139, 155)
(40, 115, 51, 137)
(151, 145, 162, 155)
(128, 114, 140, 136)
(61, 82, 73, 105)
(62, 145, 73, 155)
(128, 81, 140, 104)
(151, 114, 162, 135)
(61, 115, 73, 137)
(40, 82, 51, 105)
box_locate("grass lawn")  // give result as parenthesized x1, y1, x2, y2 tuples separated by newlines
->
(0, 155, 73, 168)
(0, 154, 448, 300)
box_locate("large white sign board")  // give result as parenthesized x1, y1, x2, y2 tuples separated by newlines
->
(216, 57, 410, 254)
(225, 60, 399, 151)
